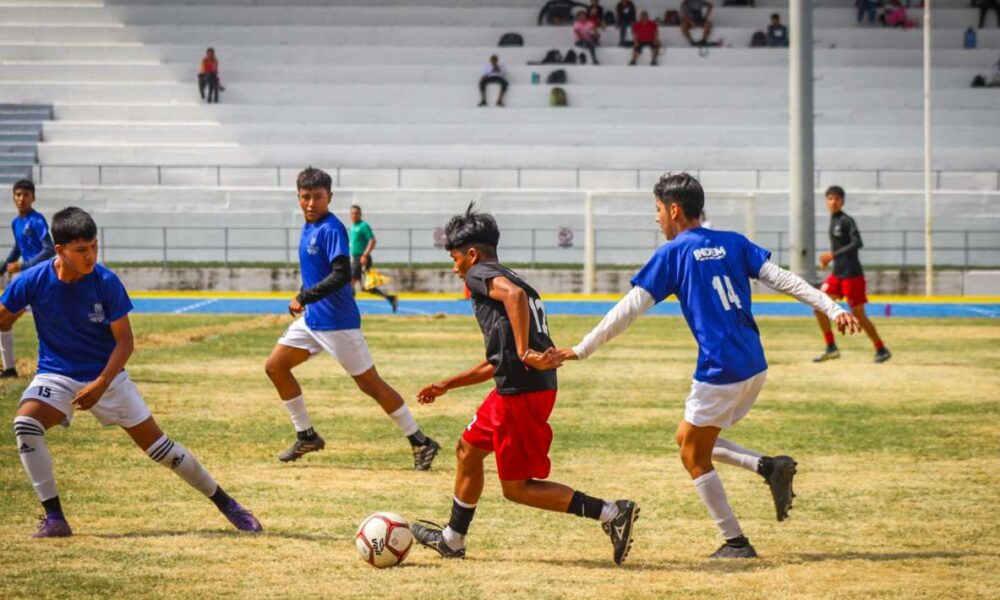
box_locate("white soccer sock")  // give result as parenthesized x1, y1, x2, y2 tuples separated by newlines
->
(13, 416, 58, 501)
(693, 470, 743, 540)
(282, 395, 313, 433)
(442, 526, 466, 550)
(599, 501, 620, 524)
(388, 405, 419, 437)
(713, 437, 762, 473)
(146, 435, 218, 497)
(1, 330, 15, 370)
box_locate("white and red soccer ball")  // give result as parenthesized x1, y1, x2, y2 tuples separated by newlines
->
(355, 512, 413, 568)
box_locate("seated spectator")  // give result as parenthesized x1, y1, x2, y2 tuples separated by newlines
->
(680, 0, 714, 46)
(767, 13, 788, 47)
(198, 47, 221, 104)
(616, 0, 637, 46)
(630, 11, 661, 66)
(882, 0, 916, 29)
(588, 5, 604, 27)
(573, 10, 601, 64)
(537, 0, 588, 25)
(856, 0, 878, 25)
(478, 55, 508, 107)
(980, 0, 1000, 28)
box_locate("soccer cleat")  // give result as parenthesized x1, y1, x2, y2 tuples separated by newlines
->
(32, 515, 72, 538)
(412, 438, 441, 471)
(0, 367, 18, 379)
(388, 295, 399, 314)
(602, 499, 639, 565)
(710, 540, 758, 559)
(278, 434, 326, 462)
(874, 348, 892, 363)
(219, 499, 263, 533)
(764, 455, 797, 522)
(812, 347, 841, 363)
(477, 100, 487, 107)
(411, 521, 466, 559)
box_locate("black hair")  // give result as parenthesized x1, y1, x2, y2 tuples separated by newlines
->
(653, 172, 704, 220)
(825, 185, 846, 201)
(12, 179, 34, 194)
(296, 166, 332, 192)
(350, 204, 361, 212)
(771, 13, 780, 19)
(52, 206, 97, 245)
(444, 202, 500, 253)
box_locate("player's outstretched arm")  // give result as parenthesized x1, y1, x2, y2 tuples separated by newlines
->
(561, 286, 655, 361)
(487, 275, 563, 371)
(417, 360, 494, 404)
(73, 315, 135, 410)
(757, 262, 861, 335)
(288, 255, 352, 315)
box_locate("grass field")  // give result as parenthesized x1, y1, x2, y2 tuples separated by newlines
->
(1, 313, 998, 599)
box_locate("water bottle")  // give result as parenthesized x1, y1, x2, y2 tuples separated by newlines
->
(531, 72, 540, 85)
(964, 28, 976, 49)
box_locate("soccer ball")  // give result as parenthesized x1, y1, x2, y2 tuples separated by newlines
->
(355, 512, 413, 568)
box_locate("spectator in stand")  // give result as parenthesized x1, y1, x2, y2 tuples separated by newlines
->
(767, 13, 788, 47)
(616, 0, 637, 46)
(856, 0, 878, 25)
(629, 11, 661, 66)
(198, 47, 221, 104)
(980, 0, 1000, 28)
(573, 10, 601, 64)
(680, 0, 714, 46)
(478, 55, 509, 107)
(588, 0, 605, 24)
(882, 0, 916, 29)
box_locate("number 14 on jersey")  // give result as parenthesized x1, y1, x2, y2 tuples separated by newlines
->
(711, 275, 743, 311)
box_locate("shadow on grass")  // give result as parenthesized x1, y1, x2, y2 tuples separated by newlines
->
(85, 530, 346, 542)
(527, 557, 771, 573)
(791, 550, 994, 562)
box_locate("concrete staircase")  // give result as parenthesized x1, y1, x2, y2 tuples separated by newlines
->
(0, 104, 50, 186)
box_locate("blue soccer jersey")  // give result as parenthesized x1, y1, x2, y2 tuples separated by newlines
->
(0, 262, 133, 381)
(631, 228, 772, 385)
(12, 210, 51, 263)
(298, 212, 361, 331)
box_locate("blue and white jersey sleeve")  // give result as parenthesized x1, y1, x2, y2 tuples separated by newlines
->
(0, 270, 32, 313)
(630, 245, 677, 303)
(324, 221, 351, 263)
(741, 237, 772, 279)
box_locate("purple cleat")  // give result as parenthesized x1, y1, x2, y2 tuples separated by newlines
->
(220, 499, 262, 533)
(32, 515, 72, 538)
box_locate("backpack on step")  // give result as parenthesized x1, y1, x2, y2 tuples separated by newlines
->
(546, 69, 567, 84)
(563, 49, 578, 64)
(499, 32, 524, 47)
(751, 31, 767, 47)
(541, 49, 563, 64)
(550, 87, 568, 106)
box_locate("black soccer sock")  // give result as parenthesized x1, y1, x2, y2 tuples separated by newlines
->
(725, 534, 750, 548)
(757, 456, 775, 479)
(297, 427, 318, 441)
(448, 498, 477, 535)
(209, 486, 233, 510)
(407, 430, 429, 446)
(369, 287, 389, 299)
(567, 491, 605, 520)
(41, 496, 64, 520)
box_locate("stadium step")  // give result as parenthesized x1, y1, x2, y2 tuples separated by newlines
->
(0, 103, 51, 183)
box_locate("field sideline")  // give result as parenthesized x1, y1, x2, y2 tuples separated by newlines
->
(0, 313, 998, 599)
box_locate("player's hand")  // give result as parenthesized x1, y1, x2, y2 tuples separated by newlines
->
(288, 297, 304, 317)
(417, 382, 448, 404)
(6, 262, 20, 274)
(522, 347, 564, 371)
(554, 348, 579, 361)
(360, 254, 370, 268)
(73, 377, 109, 411)
(834, 312, 862, 335)
(819, 252, 834, 268)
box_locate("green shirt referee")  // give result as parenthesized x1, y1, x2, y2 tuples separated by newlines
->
(349, 205, 398, 313)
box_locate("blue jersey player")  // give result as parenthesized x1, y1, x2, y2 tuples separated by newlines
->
(2, 207, 261, 538)
(263, 167, 440, 469)
(559, 173, 861, 558)
(0, 180, 55, 378)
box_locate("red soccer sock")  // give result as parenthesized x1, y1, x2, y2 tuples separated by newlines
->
(874, 339, 885, 350)
(823, 331, 835, 347)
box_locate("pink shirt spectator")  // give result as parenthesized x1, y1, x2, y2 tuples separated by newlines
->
(573, 19, 598, 42)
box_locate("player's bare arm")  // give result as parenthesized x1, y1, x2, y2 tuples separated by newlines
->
(73, 315, 134, 411)
(416, 359, 494, 404)
(362, 236, 376, 267)
(486, 275, 562, 371)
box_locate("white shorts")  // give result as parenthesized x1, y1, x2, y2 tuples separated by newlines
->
(19, 371, 151, 429)
(684, 370, 768, 429)
(277, 319, 375, 376)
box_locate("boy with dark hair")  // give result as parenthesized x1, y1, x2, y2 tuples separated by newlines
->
(557, 173, 861, 558)
(3, 207, 261, 538)
(410, 203, 639, 565)
(767, 13, 788, 47)
(814, 186, 891, 363)
(263, 167, 440, 469)
(0, 180, 55, 378)
(349, 204, 398, 313)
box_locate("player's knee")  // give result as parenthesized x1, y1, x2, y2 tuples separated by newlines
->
(500, 480, 527, 502)
(263, 357, 285, 380)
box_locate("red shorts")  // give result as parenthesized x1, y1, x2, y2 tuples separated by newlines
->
(822, 274, 868, 307)
(462, 388, 557, 481)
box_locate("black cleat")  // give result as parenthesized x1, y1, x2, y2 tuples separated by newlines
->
(874, 347, 892, 363)
(278, 434, 326, 462)
(812, 347, 840, 363)
(710, 540, 758, 559)
(764, 455, 797, 521)
(602, 499, 639, 565)
(411, 521, 466, 559)
(412, 438, 441, 471)
(0, 367, 18, 379)
(388, 295, 399, 313)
